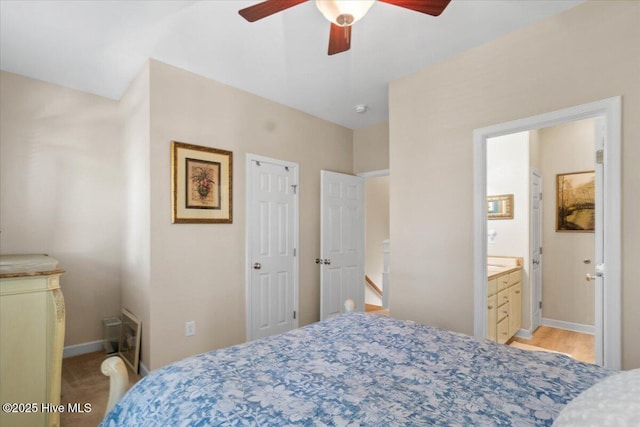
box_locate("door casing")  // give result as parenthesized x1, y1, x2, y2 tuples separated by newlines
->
(472, 96, 621, 369)
(530, 169, 542, 335)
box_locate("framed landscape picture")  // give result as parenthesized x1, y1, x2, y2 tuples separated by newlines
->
(171, 141, 233, 223)
(556, 170, 595, 232)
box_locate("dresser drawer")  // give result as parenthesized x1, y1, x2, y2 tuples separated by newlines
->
(488, 278, 497, 296)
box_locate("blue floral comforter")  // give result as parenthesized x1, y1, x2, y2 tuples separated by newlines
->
(101, 313, 611, 426)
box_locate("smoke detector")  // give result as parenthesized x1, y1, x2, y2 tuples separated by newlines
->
(354, 104, 367, 114)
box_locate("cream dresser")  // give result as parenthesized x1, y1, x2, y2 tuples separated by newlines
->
(487, 257, 522, 344)
(0, 254, 65, 427)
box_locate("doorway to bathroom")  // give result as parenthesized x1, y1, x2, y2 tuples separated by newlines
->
(473, 97, 621, 369)
(485, 119, 597, 364)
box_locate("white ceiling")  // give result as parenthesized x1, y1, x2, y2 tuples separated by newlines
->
(0, 0, 584, 129)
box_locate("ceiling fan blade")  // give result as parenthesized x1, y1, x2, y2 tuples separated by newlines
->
(328, 23, 351, 55)
(239, 0, 308, 22)
(378, 0, 451, 16)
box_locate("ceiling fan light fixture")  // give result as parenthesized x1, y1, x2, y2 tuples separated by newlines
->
(316, 0, 376, 27)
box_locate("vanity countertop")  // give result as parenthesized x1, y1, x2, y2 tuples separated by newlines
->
(487, 256, 523, 279)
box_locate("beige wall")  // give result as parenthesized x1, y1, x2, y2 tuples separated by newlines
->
(529, 129, 541, 172)
(353, 122, 389, 174)
(146, 60, 353, 369)
(540, 118, 596, 327)
(389, 0, 640, 369)
(0, 71, 122, 347)
(119, 63, 152, 369)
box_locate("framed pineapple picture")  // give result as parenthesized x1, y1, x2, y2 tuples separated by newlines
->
(171, 141, 233, 223)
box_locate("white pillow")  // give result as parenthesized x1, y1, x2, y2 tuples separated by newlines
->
(552, 368, 640, 427)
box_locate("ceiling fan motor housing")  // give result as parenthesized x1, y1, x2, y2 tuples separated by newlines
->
(316, 0, 376, 27)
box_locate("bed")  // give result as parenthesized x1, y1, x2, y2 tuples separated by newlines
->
(100, 312, 615, 426)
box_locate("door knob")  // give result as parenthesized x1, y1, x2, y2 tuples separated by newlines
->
(532, 259, 540, 265)
(253, 262, 262, 270)
(585, 273, 596, 282)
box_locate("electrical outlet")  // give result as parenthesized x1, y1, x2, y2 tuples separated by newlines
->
(185, 321, 196, 337)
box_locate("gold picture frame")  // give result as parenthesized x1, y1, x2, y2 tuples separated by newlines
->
(556, 170, 595, 232)
(171, 141, 233, 223)
(118, 308, 141, 374)
(487, 194, 514, 220)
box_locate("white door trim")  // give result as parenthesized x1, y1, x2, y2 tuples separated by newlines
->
(473, 96, 621, 369)
(530, 168, 542, 334)
(245, 153, 299, 342)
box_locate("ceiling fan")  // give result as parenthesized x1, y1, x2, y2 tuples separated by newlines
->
(239, 0, 452, 55)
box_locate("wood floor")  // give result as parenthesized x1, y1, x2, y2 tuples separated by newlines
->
(60, 351, 140, 427)
(511, 326, 595, 364)
(365, 304, 389, 315)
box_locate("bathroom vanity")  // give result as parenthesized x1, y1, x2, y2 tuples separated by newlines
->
(487, 256, 522, 344)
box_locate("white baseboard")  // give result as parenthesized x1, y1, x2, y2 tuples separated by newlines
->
(542, 318, 594, 335)
(139, 361, 150, 377)
(515, 329, 533, 340)
(63, 340, 103, 358)
(64, 340, 149, 378)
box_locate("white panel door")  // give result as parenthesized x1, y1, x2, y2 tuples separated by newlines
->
(593, 117, 605, 365)
(248, 157, 298, 340)
(320, 170, 364, 320)
(530, 170, 542, 332)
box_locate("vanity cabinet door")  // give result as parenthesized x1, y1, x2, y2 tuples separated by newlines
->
(497, 316, 510, 344)
(487, 295, 497, 342)
(509, 269, 522, 286)
(497, 289, 509, 309)
(509, 283, 522, 337)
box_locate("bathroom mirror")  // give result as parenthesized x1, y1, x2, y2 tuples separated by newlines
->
(487, 194, 514, 220)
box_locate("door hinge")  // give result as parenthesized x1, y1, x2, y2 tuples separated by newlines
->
(293, 248, 297, 257)
(539, 247, 543, 255)
(595, 263, 605, 277)
(291, 184, 298, 194)
(293, 311, 297, 320)
(539, 301, 543, 309)
(596, 149, 604, 164)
